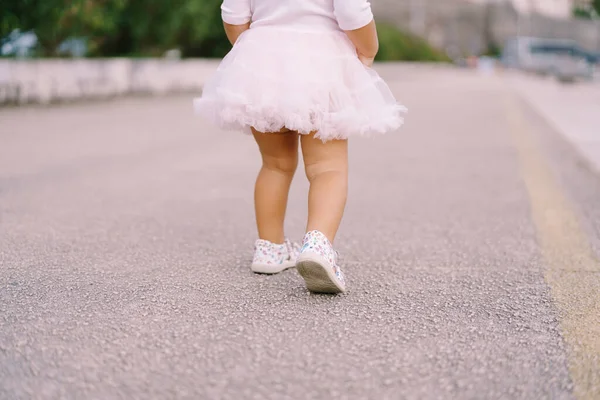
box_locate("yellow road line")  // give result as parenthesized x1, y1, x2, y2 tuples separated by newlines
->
(504, 92, 600, 400)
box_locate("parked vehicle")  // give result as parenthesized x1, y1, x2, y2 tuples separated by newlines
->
(501, 36, 596, 82)
(56, 37, 88, 58)
(0, 30, 38, 57)
(1, 30, 88, 58)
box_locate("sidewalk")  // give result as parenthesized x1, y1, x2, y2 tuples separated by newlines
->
(507, 73, 600, 173)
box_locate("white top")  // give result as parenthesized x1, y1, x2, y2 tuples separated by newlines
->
(221, 0, 374, 32)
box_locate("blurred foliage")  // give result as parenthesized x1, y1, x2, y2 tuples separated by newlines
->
(482, 43, 501, 58)
(375, 23, 450, 63)
(573, 0, 600, 19)
(1, 1, 448, 61)
(1, 0, 129, 56)
(0, 0, 230, 57)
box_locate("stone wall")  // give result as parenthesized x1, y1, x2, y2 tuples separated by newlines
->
(0, 59, 450, 107)
(0, 59, 219, 106)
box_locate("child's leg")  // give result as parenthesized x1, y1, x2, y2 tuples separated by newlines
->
(252, 128, 299, 244)
(300, 134, 348, 243)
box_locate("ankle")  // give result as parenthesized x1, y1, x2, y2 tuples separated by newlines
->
(258, 234, 285, 245)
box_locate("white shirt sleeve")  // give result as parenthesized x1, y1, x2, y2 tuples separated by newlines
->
(333, 0, 374, 31)
(221, 0, 252, 25)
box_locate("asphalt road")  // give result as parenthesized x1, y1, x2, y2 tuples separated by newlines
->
(1, 66, 599, 399)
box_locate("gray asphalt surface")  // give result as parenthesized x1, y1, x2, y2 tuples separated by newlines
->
(1, 67, 599, 399)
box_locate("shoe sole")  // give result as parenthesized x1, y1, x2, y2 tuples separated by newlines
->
(296, 252, 346, 294)
(251, 260, 296, 275)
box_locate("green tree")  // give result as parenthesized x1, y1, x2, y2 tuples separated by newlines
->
(96, 0, 229, 57)
(1, 0, 229, 57)
(1, 0, 65, 54)
(1, 0, 128, 56)
(177, 0, 231, 58)
(375, 23, 450, 62)
(573, 0, 600, 19)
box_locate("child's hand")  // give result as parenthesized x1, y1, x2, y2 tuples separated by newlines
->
(358, 53, 375, 68)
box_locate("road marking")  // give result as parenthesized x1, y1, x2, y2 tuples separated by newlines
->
(504, 92, 600, 400)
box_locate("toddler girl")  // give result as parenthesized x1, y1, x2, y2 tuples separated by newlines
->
(194, 0, 406, 294)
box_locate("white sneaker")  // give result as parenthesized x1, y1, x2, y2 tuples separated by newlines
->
(296, 230, 346, 294)
(251, 238, 300, 274)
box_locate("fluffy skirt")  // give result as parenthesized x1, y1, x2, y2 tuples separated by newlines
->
(194, 27, 406, 141)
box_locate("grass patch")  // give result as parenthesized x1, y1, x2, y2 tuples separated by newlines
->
(375, 22, 451, 62)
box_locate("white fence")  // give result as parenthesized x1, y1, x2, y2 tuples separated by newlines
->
(0, 58, 220, 105)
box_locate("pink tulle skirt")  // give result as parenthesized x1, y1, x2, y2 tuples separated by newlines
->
(193, 27, 406, 141)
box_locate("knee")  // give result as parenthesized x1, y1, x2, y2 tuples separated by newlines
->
(262, 153, 298, 176)
(304, 159, 347, 183)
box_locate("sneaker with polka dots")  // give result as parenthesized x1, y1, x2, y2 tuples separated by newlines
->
(251, 238, 300, 275)
(296, 230, 346, 294)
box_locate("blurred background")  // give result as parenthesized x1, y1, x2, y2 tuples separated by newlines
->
(1, 0, 599, 105)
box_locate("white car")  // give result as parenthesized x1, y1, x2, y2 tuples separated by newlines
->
(0, 30, 38, 57)
(501, 36, 595, 82)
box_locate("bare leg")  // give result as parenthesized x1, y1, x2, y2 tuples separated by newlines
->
(252, 128, 299, 244)
(301, 134, 348, 243)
